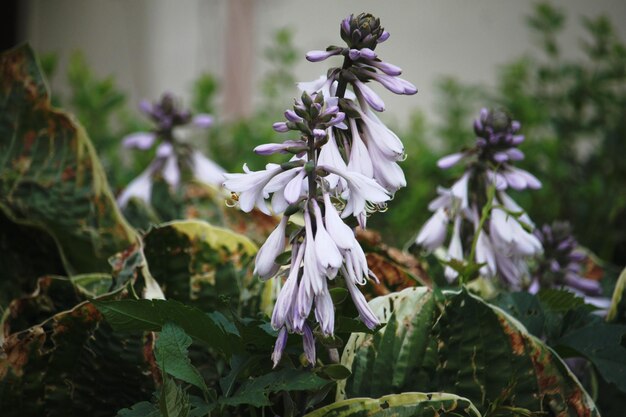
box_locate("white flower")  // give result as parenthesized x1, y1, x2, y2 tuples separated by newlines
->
(223, 163, 282, 214)
(323, 192, 356, 250)
(117, 165, 154, 208)
(191, 150, 225, 186)
(254, 216, 288, 280)
(415, 208, 449, 251)
(322, 166, 390, 219)
(347, 119, 373, 177)
(318, 129, 347, 190)
(312, 200, 342, 278)
(444, 216, 464, 282)
(359, 107, 404, 159)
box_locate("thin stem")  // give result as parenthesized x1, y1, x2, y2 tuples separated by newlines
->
(468, 183, 496, 267)
(334, 56, 352, 99)
(307, 135, 317, 202)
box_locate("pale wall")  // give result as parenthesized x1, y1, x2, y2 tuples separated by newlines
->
(17, 0, 626, 127)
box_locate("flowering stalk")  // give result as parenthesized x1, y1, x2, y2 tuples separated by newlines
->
(117, 93, 224, 208)
(415, 108, 543, 288)
(224, 13, 416, 366)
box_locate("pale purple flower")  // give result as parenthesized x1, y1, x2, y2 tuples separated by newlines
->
(192, 114, 214, 128)
(122, 132, 156, 149)
(344, 272, 379, 329)
(271, 327, 288, 368)
(359, 107, 405, 159)
(437, 152, 467, 169)
(302, 323, 316, 365)
(318, 129, 347, 189)
(353, 80, 385, 112)
(254, 216, 288, 280)
(306, 49, 342, 62)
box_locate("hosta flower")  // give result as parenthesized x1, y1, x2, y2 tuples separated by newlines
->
(415, 108, 543, 288)
(226, 13, 415, 366)
(531, 222, 610, 309)
(117, 93, 224, 208)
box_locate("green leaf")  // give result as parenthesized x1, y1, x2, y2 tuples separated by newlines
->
(159, 376, 190, 417)
(304, 392, 482, 417)
(142, 220, 262, 313)
(0, 44, 138, 275)
(492, 291, 545, 336)
(340, 287, 600, 416)
(220, 369, 329, 408)
(93, 298, 242, 358)
(0, 301, 154, 417)
(117, 402, 162, 417)
(537, 288, 590, 313)
(319, 364, 352, 381)
(557, 323, 626, 392)
(155, 323, 208, 393)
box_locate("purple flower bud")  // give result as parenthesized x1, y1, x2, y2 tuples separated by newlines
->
(341, 17, 351, 35)
(122, 132, 156, 150)
(511, 120, 521, 132)
(348, 49, 361, 60)
(367, 60, 402, 76)
(378, 31, 390, 42)
(192, 114, 214, 129)
(139, 99, 152, 115)
(313, 129, 327, 139)
(506, 148, 524, 161)
(359, 48, 377, 60)
(493, 152, 509, 163)
(271, 327, 288, 368)
(511, 135, 525, 145)
(328, 112, 346, 126)
(437, 152, 466, 169)
(306, 49, 342, 62)
(273, 122, 289, 133)
(302, 323, 316, 365)
(285, 109, 303, 122)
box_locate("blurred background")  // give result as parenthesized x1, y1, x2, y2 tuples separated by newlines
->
(2, 0, 626, 265)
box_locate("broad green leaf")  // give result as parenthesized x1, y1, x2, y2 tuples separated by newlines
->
(557, 323, 626, 392)
(0, 301, 153, 417)
(0, 44, 138, 275)
(493, 291, 545, 336)
(537, 288, 590, 313)
(338, 287, 437, 399)
(340, 287, 600, 416)
(159, 376, 190, 417)
(220, 369, 329, 407)
(93, 298, 242, 358)
(305, 392, 481, 417)
(155, 323, 208, 393)
(142, 220, 264, 313)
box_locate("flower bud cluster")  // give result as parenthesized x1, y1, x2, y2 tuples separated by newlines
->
(224, 13, 416, 367)
(531, 222, 608, 308)
(416, 109, 543, 288)
(117, 93, 223, 208)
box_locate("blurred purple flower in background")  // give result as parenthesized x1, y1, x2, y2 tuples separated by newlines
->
(415, 108, 543, 288)
(531, 222, 610, 309)
(117, 93, 224, 208)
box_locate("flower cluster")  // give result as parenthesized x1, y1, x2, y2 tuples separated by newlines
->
(223, 13, 416, 366)
(531, 222, 609, 308)
(415, 108, 543, 288)
(117, 93, 224, 208)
